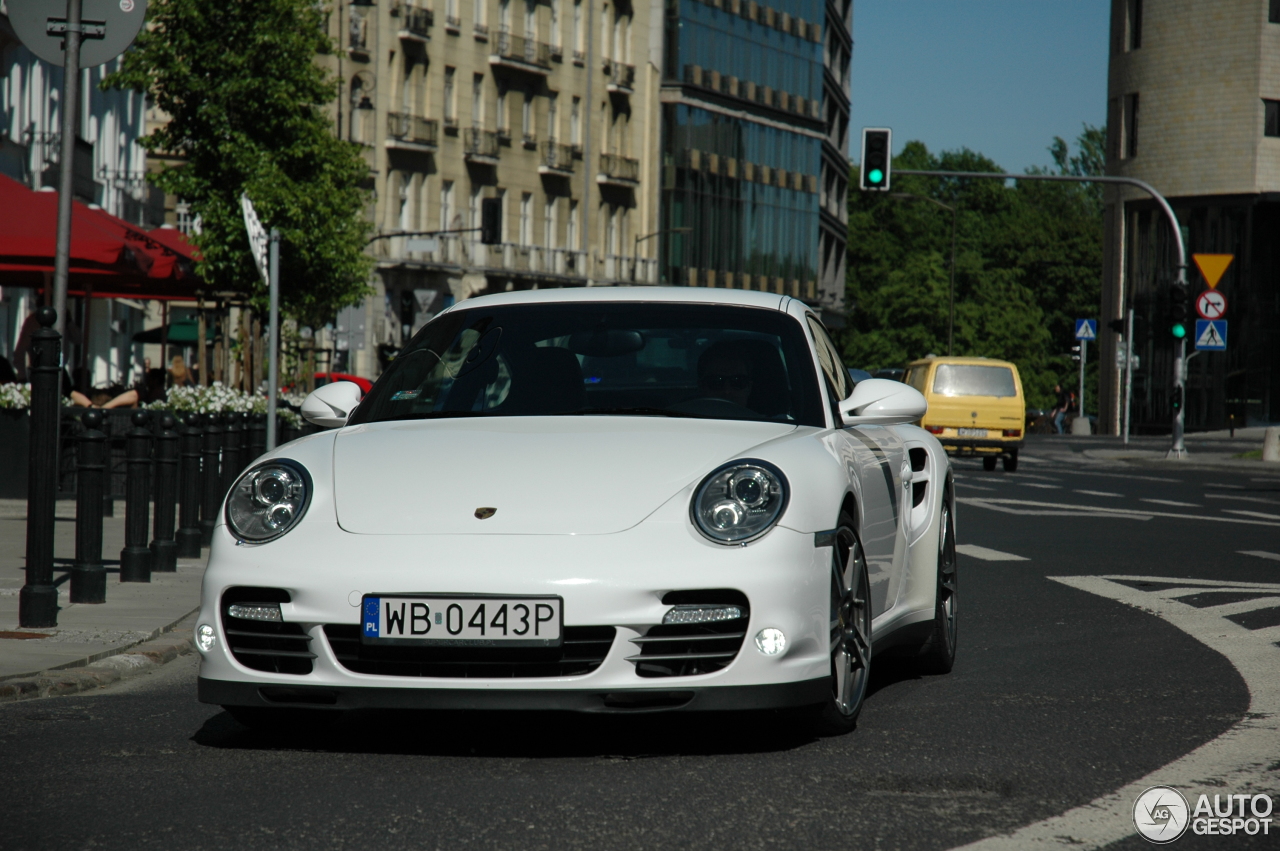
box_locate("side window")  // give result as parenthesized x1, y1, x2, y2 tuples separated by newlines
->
(906, 367, 928, 393)
(806, 316, 853, 401)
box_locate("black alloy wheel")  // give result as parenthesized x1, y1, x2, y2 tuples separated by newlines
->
(808, 511, 872, 736)
(1003, 449, 1019, 472)
(916, 488, 958, 674)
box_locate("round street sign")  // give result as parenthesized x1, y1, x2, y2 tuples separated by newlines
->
(1196, 289, 1227, 320)
(7, 0, 148, 69)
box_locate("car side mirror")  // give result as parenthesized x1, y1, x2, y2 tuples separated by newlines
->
(301, 380, 363, 428)
(838, 378, 927, 427)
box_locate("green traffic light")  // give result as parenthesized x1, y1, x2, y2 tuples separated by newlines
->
(868, 168, 884, 185)
(1171, 323, 1187, 339)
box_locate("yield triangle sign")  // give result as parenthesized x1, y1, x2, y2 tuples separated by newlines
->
(1192, 254, 1233, 289)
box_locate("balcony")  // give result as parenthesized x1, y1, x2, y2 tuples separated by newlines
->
(491, 31, 552, 74)
(604, 59, 635, 94)
(597, 153, 640, 187)
(385, 113, 439, 151)
(472, 21, 487, 39)
(463, 127, 500, 164)
(471, 243, 588, 277)
(395, 4, 432, 41)
(604, 255, 658, 283)
(538, 141, 575, 175)
(522, 131, 537, 149)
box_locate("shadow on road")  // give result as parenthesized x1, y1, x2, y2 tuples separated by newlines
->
(190, 659, 940, 759)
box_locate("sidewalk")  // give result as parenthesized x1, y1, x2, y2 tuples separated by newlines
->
(1020, 432, 1280, 471)
(0, 499, 206, 682)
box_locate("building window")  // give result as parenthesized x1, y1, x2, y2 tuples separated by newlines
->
(500, 0, 511, 33)
(1127, 0, 1142, 50)
(472, 74, 485, 127)
(1266, 100, 1280, 137)
(573, 0, 583, 56)
(474, 0, 486, 27)
(571, 96, 581, 145)
(1271, 0, 1280, 24)
(567, 199, 578, 249)
(523, 91, 534, 139)
(544, 198, 557, 248)
(1124, 93, 1139, 158)
(524, 0, 537, 40)
(443, 67, 457, 123)
(550, 0, 561, 49)
(497, 89, 509, 134)
(548, 92, 559, 141)
(520, 193, 533, 245)
(469, 184, 482, 235)
(441, 180, 455, 230)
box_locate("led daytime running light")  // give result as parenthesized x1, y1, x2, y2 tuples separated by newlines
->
(227, 604, 283, 622)
(662, 605, 743, 625)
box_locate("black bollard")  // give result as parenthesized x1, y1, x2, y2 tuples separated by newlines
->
(200, 414, 223, 547)
(101, 409, 115, 517)
(221, 412, 243, 498)
(175, 413, 203, 558)
(119, 410, 153, 582)
(248, 413, 267, 463)
(20, 308, 61, 627)
(70, 409, 107, 603)
(149, 414, 179, 572)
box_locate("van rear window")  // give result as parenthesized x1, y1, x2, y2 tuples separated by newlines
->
(932, 365, 1017, 398)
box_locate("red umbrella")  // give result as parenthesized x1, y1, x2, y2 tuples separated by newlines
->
(146, 225, 202, 263)
(0, 174, 131, 273)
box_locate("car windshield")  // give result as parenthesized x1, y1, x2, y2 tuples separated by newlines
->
(348, 302, 825, 427)
(931, 364, 1017, 398)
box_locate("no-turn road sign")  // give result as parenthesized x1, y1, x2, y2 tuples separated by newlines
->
(1196, 290, 1227, 320)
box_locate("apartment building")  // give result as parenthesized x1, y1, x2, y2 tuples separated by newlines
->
(1102, 0, 1280, 432)
(325, 0, 660, 375)
(657, 0, 850, 320)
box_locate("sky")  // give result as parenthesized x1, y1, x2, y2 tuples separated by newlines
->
(850, 0, 1111, 174)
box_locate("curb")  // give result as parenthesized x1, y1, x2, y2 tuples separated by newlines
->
(0, 612, 197, 704)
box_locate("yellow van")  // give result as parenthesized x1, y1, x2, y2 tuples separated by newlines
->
(903, 356, 1026, 472)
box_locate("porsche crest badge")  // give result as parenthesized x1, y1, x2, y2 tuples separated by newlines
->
(474, 507, 497, 520)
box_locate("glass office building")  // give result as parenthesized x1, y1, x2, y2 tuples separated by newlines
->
(659, 0, 850, 313)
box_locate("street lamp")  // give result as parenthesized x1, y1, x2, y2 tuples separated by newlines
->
(890, 193, 957, 356)
(633, 227, 692, 283)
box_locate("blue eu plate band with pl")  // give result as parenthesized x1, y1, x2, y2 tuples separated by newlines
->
(1194, 319, 1227, 351)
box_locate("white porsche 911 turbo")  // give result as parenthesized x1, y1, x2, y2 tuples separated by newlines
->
(196, 287, 958, 734)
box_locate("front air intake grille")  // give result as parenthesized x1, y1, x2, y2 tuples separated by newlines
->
(322, 625, 616, 678)
(220, 587, 314, 675)
(630, 590, 750, 678)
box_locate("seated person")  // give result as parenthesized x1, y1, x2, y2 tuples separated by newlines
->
(697, 341, 756, 409)
(103, 361, 167, 409)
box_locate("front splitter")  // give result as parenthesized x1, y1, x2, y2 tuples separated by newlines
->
(199, 676, 829, 714)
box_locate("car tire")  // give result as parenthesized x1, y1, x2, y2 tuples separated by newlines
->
(805, 511, 872, 736)
(915, 487, 958, 675)
(1002, 450, 1018, 472)
(982, 456, 997, 471)
(223, 705, 338, 733)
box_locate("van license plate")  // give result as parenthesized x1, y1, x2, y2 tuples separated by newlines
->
(958, 428, 987, 437)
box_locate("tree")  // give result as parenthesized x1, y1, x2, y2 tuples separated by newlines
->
(104, 0, 373, 327)
(843, 127, 1106, 409)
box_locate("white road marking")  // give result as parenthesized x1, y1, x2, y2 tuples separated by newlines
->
(1221, 508, 1280, 521)
(1014, 455, 1047, 464)
(1020, 483, 1061, 489)
(955, 483, 996, 492)
(958, 497, 1280, 527)
(1239, 550, 1280, 562)
(1140, 498, 1200, 507)
(1033, 469, 1181, 483)
(1074, 489, 1122, 497)
(954, 544, 1028, 562)
(1205, 493, 1280, 506)
(958, 499, 1152, 521)
(952, 574, 1280, 850)
(1199, 597, 1280, 617)
(1206, 483, 1245, 489)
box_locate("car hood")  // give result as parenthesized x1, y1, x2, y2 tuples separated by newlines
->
(332, 417, 796, 535)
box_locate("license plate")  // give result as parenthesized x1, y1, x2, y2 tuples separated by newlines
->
(361, 596, 562, 646)
(957, 428, 987, 437)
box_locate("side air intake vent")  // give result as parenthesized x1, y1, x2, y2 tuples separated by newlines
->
(629, 590, 750, 678)
(220, 587, 314, 675)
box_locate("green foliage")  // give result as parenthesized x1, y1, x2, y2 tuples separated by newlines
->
(103, 0, 374, 327)
(843, 127, 1105, 409)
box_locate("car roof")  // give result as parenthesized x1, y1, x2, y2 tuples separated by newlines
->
(443, 286, 795, 313)
(906, 356, 1019, 369)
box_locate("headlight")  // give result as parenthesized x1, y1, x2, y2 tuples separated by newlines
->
(225, 460, 312, 542)
(691, 459, 789, 544)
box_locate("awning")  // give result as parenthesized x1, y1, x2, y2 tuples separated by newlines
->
(0, 174, 203, 300)
(145, 226, 201, 263)
(131, 318, 212, 344)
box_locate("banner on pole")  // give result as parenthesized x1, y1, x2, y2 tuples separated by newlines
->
(241, 194, 269, 283)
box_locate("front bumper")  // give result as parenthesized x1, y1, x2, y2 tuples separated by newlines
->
(199, 676, 830, 713)
(196, 515, 834, 710)
(939, 438, 1023, 456)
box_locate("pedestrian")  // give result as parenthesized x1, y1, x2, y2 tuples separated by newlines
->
(1050, 383, 1070, 434)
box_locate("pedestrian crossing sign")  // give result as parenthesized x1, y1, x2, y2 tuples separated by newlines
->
(1074, 319, 1097, 340)
(1194, 319, 1227, 351)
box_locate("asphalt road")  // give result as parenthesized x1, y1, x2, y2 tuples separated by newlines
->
(2, 446, 1278, 851)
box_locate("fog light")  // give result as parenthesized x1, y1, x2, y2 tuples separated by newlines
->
(196, 623, 216, 653)
(754, 628, 786, 656)
(663, 605, 743, 625)
(228, 603, 282, 622)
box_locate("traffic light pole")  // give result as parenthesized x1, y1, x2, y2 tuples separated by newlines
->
(894, 170, 1188, 457)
